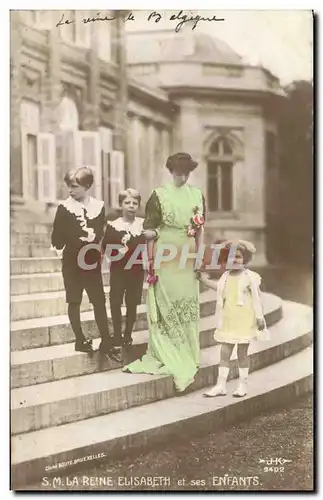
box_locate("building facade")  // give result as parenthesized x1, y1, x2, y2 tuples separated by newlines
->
(126, 30, 284, 264)
(10, 10, 174, 212)
(10, 12, 284, 264)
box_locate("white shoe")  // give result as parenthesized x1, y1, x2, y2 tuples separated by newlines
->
(203, 384, 227, 397)
(232, 381, 247, 397)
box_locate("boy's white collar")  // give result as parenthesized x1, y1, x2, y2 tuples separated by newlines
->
(62, 196, 104, 220)
(109, 217, 143, 236)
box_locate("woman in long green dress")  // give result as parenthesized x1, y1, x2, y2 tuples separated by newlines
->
(123, 153, 206, 392)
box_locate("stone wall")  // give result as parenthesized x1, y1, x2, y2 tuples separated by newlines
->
(10, 12, 23, 197)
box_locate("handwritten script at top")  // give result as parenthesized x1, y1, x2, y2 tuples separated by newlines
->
(56, 11, 225, 33)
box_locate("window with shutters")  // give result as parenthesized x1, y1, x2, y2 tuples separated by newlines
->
(99, 127, 113, 153)
(109, 150, 125, 209)
(37, 133, 56, 202)
(82, 137, 95, 165)
(20, 100, 40, 199)
(55, 131, 75, 200)
(207, 137, 234, 212)
(75, 131, 101, 199)
(27, 134, 38, 199)
(58, 97, 79, 131)
(20, 100, 40, 134)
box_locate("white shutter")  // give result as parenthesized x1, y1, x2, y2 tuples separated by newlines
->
(20, 100, 40, 135)
(74, 131, 102, 199)
(37, 133, 56, 202)
(99, 126, 113, 153)
(109, 150, 125, 208)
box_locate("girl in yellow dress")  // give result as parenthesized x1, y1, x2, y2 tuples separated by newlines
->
(197, 240, 269, 397)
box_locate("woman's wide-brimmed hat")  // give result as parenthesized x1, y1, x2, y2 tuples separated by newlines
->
(166, 152, 198, 173)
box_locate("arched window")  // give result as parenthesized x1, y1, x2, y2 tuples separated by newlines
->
(57, 96, 79, 131)
(207, 136, 234, 212)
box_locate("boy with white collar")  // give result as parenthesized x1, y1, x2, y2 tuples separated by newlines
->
(102, 188, 156, 348)
(51, 167, 120, 362)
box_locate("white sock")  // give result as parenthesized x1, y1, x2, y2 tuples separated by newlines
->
(239, 367, 249, 381)
(218, 366, 229, 384)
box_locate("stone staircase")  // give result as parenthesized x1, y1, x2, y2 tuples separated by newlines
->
(10, 227, 313, 489)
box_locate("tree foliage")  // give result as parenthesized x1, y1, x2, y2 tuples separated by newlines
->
(271, 80, 313, 266)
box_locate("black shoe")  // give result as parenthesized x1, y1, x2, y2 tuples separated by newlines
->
(99, 342, 122, 363)
(75, 339, 93, 353)
(112, 336, 124, 348)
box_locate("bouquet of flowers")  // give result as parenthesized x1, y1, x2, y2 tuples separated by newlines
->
(187, 206, 205, 237)
(146, 259, 159, 286)
(147, 272, 159, 286)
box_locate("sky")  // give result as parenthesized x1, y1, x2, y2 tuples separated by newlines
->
(125, 10, 313, 85)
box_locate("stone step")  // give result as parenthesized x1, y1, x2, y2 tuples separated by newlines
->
(11, 272, 156, 318)
(10, 232, 53, 258)
(11, 246, 56, 258)
(10, 280, 209, 321)
(11, 272, 111, 296)
(11, 284, 116, 321)
(10, 295, 284, 388)
(10, 256, 110, 275)
(10, 292, 282, 351)
(10, 301, 313, 436)
(11, 258, 62, 275)
(10, 268, 206, 296)
(11, 233, 51, 246)
(11, 278, 149, 321)
(10, 221, 52, 235)
(11, 343, 313, 488)
(10, 315, 214, 389)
